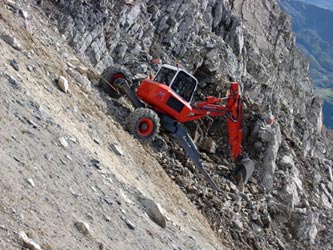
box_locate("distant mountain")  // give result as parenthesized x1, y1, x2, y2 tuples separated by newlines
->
(278, 0, 333, 128)
(297, 0, 333, 10)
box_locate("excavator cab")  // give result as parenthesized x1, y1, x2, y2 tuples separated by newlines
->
(153, 65, 198, 103)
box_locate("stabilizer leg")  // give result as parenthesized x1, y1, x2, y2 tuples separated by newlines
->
(161, 116, 218, 191)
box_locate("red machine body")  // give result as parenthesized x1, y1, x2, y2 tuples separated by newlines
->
(136, 65, 243, 160)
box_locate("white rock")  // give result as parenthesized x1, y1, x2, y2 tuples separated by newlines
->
(19, 231, 41, 250)
(0, 32, 22, 50)
(57, 76, 69, 93)
(74, 221, 91, 236)
(138, 196, 166, 228)
(280, 155, 295, 168)
(59, 137, 69, 148)
(109, 143, 124, 156)
(67, 68, 91, 92)
(133, 73, 148, 80)
(75, 66, 89, 75)
(27, 178, 35, 187)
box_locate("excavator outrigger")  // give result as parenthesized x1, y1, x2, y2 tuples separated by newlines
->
(100, 64, 254, 191)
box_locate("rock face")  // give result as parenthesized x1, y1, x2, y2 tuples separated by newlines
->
(39, 0, 333, 249)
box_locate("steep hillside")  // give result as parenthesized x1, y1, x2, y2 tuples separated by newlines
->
(0, 1, 223, 250)
(278, 0, 333, 128)
(1, 0, 333, 250)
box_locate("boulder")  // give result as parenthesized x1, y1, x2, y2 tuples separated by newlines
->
(57, 76, 69, 93)
(67, 68, 91, 92)
(138, 196, 167, 228)
(74, 221, 91, 236)
(19, 231, 41, 250)
(0, 32, 22, 50)
(289, 211, 318, 244)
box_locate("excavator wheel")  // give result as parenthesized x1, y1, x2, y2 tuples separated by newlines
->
(99, 67, 131, 98)
(127, 108, 160, 144)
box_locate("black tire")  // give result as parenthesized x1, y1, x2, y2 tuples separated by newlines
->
(127, 108, 160, 144)
(99, 66, 131, 98)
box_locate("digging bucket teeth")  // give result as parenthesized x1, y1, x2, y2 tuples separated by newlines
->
(234, 155, 255, 185)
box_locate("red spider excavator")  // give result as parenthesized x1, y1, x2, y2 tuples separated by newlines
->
(100, 64, 254, 191)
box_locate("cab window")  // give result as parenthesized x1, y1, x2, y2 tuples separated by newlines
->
(154, 67, 177, 86)
(170, 71, 197, 102)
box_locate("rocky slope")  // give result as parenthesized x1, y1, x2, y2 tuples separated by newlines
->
(0, 1, 223, 250)
(1, 0, 333, 249)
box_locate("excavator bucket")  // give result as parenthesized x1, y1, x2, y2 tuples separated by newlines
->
(234, 155, 255, 187)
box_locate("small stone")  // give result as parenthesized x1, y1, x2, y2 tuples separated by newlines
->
(261, 212, 271, 228)
(104, 197, 113, 205)
(327, 166, 333, 182)
(99, 242, 105, 250)
(27, 65, 34, 72)
(10, 59, 19, 71)
(75, 66, 89, 75)
(93, 138, 100, 144)
(121, 216, 136, 230)
(249, 184, 258, 194)
(186, 185, 197, 194)
(275, 237, 285, 250)
(68, 137, 78, 144)
(175, 176, 185, 187)
(59, 137, 69, 148)
(74, 221, 90, 236)
(251, 223, 262, 233)
(4, 0, 16, 7)
(19, 231, 41, 250)
(67, 68, 91, 92)
(0, 33, 22, 50)
(109, 143, 124, 156)
(232, 217, 243, 230)
(14, 156, 20, 162)
(91, 159, 102, 169)
(41, 243, 52, 250)
(199, 137, 216, 154)
(104, 214, 111, 222)
(6, 74, 20, 89)
(27, 178, 35, 187)
(133, 73, 148, 80)
(44, 154, 52, 161)
(57, 76, 69, 93)
(251, 212, 259, 221)
(125, 0, 134, 5)
(27, 119, 38, 129)
(280, 155, 295, 168)
(138, 196, 167, 228)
